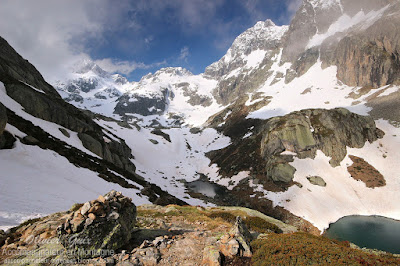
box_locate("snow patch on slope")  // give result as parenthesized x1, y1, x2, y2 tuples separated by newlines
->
(247, 60, 371, 120)
(0, 140, 150, 231)
(307, 5, 389, 49)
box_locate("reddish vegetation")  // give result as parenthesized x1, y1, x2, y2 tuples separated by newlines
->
(251, 232, 400, 265)
(347, 155, 386, 188)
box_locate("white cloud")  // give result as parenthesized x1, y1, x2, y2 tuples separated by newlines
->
(0, 0, 107, 82)
(178, 46, 190, 62)
(286, 0, 303, 21)
(94, 58, 166, 75)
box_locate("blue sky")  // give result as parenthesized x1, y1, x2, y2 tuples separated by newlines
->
(0, 0, 301, 82)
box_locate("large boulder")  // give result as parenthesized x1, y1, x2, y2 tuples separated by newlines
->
(57, 190, 137, 259)
(209, 108, 384, 185)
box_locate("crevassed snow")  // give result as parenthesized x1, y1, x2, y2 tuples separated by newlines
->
(0, 140, 150, 230)
(307, 5, 389, 49)
(262, 120, 400, 231)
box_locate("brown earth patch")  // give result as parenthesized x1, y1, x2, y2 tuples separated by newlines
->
(347, 155, 386, 188)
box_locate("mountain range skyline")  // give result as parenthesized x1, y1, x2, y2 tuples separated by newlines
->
(0, 0, 301, 82)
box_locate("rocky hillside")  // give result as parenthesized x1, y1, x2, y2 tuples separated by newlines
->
(1, 191, 399, 265)
(0, 36, 187, 230)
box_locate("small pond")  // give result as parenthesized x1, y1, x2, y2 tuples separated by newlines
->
(187, 180, 219, 198)
(325, 215, 400, 254)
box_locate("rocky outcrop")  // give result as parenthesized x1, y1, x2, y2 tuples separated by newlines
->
(209, 108, 384, 184)
(0, 103, 14, 149)
(281, 0, 400, 87)
(205, 20, 287, 79)
(321, 8, 400, 88)
(218, 217, 253, 258)
(57, 190, 137, 259)
(0, 36, 139, 173)
(204, 20, 287, 105)
(114, 88, 172, 116)
(0, 103, 6, 135)
(307, 176, 327, 187)
(0, 37, 59, 98)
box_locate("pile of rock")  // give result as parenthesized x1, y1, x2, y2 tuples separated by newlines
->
(218, 216, 253, 257)
(203, 216, 253, 265)
(57, 190, 137, 259)
(129, 236, 174, 265)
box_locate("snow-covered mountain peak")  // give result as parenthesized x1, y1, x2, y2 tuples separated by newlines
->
(112, 74, 128, 85)
(307, 0, 342, 10)
(205, 19, 288, 78)
(138, 67, 192, 83)
(155, 67, 193, 78)
(229, 19, 288, 56)
(72, 59, 109, 77)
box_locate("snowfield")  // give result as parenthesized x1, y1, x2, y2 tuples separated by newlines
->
(0, 140, 150, 231)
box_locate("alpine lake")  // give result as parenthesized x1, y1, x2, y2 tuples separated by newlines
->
(325, 215, 400, 254)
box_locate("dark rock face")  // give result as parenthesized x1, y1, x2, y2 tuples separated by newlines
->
(114, 89, 172, 116)
(282, 0, 400, 88)
(58, 191, 137, 259)
(209, 108, 384, 184)
(0, 103, 7, 149)
(0, 103, 6, 136)
(0, 37, 60, 98)
(69, 77, 98, 93)
(281, 1, 319, 63)
(321, 8, 400, 89)
(0, 36, 138, 174)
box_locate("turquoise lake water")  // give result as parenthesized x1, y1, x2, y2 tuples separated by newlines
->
(325, 215, 400, 254)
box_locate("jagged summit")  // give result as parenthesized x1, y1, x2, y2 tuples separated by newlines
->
(307, 0, 343, 10)
(140, 67, 193, 82)
(205, 19, 288, 79)
(71, 59, 109, 77)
